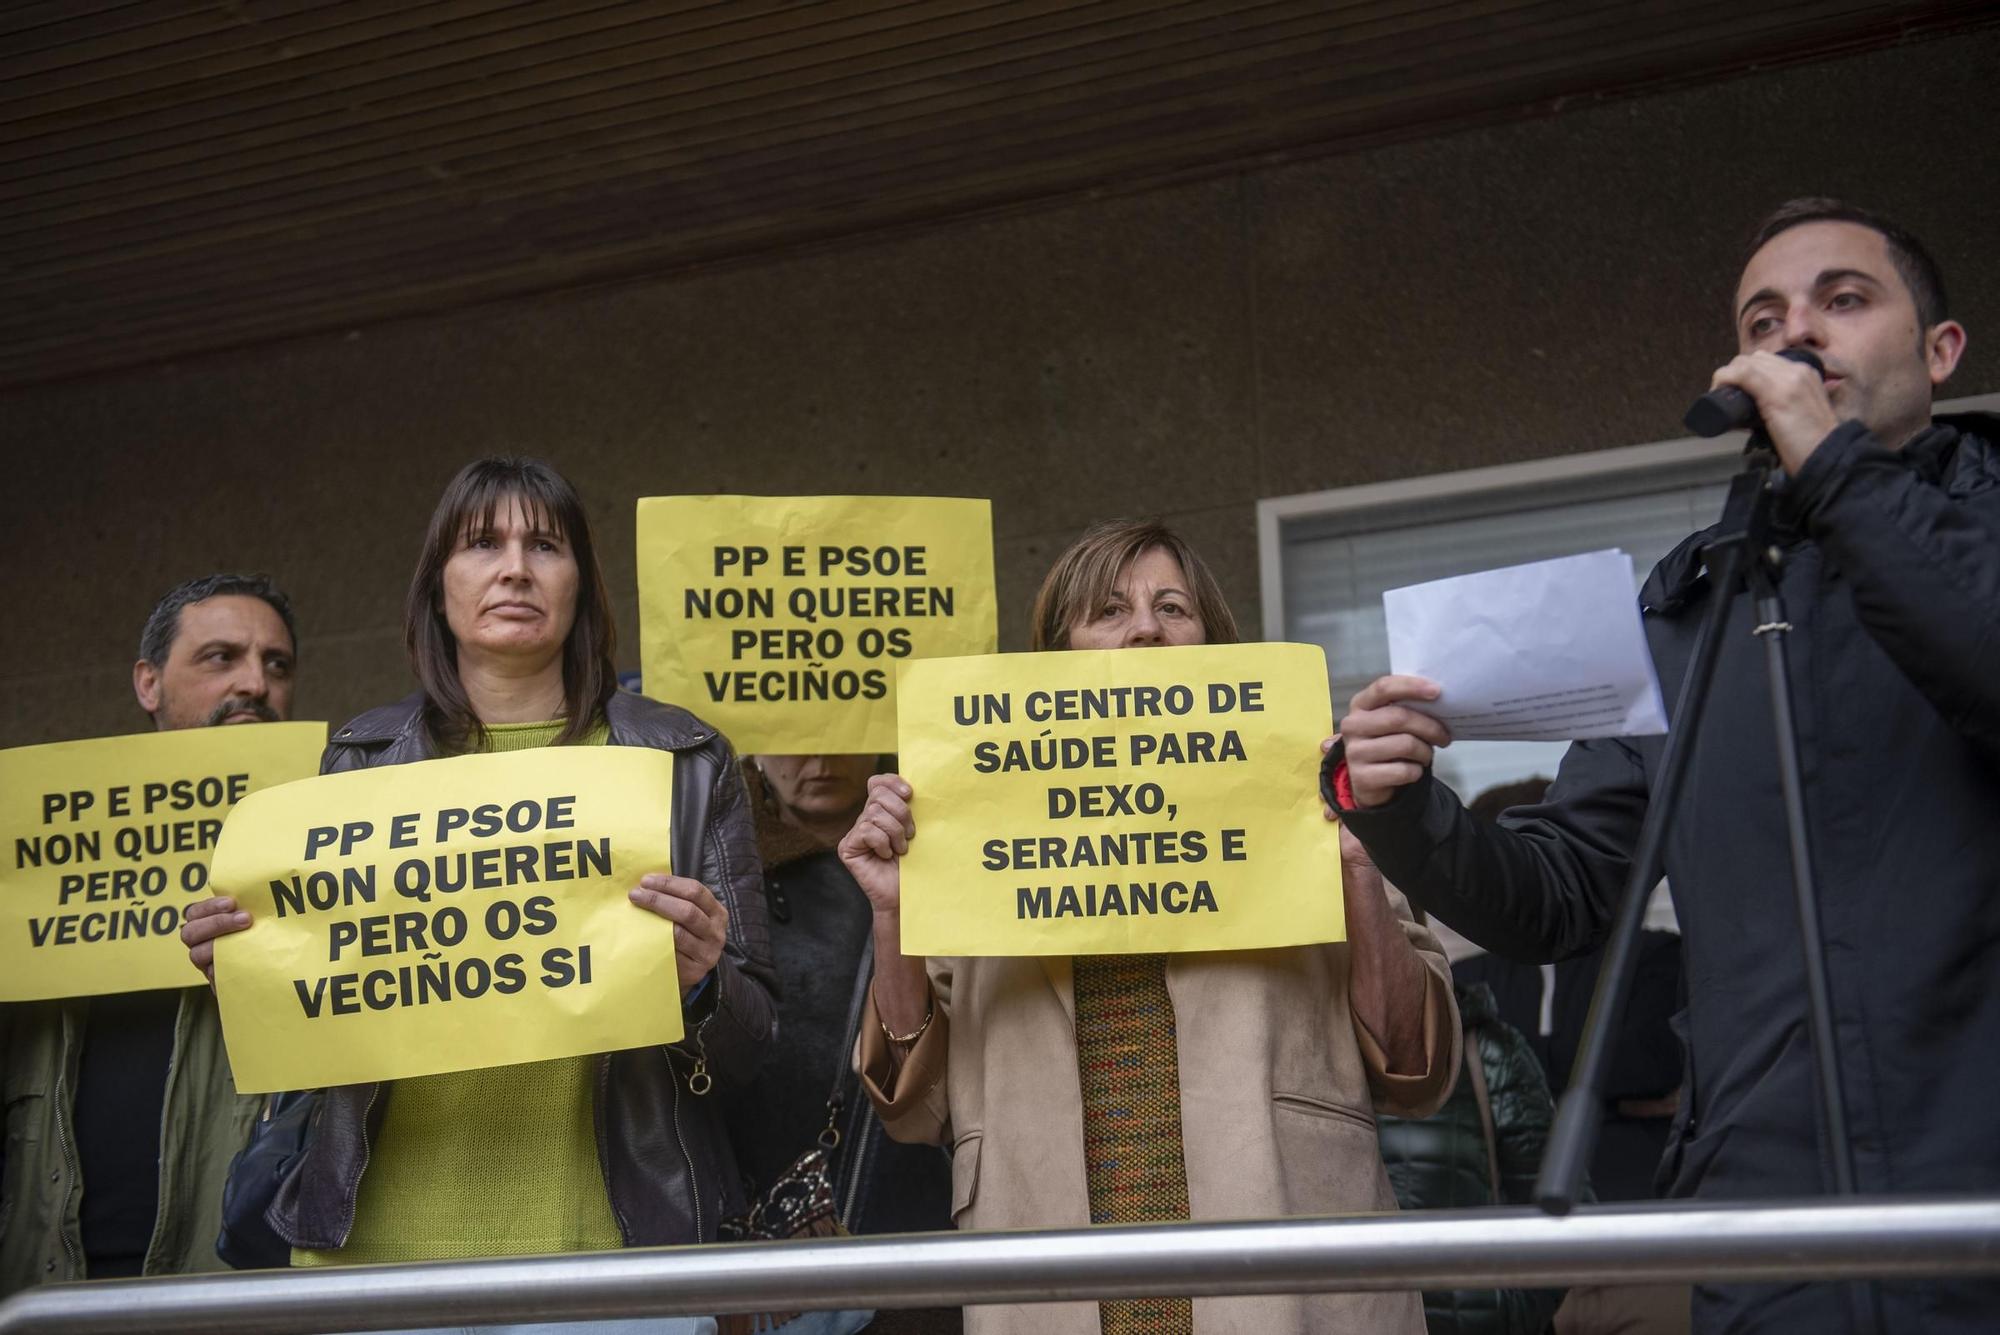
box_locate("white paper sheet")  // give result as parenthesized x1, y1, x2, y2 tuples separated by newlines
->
(1383, 550, 1668, 742)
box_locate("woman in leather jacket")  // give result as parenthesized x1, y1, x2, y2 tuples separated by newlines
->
(183, 458, 777, 1309)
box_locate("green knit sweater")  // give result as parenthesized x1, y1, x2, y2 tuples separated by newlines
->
(296, 717, 620, 1265)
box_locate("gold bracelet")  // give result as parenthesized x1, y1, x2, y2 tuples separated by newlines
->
(881, 997, 934, 1046)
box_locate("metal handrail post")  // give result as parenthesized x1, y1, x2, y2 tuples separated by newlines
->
(3, 1197, 1998, 1334)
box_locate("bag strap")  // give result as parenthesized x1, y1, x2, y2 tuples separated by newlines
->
(822, 935, 877, 1122)
(1463, 1026, 1503, 1202)
(837, 936, 876, 1096)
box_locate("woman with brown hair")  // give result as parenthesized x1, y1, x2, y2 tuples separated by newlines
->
(839, 518, 1459, 1335)
(184, 458, 775, 1329)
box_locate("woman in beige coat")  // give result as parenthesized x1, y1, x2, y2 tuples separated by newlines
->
(839, 520, 1460, 1335)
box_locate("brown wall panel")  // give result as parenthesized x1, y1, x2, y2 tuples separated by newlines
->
(3, 29, 1996, 747)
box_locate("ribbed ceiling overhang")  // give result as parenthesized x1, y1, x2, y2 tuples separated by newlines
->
(4, 0, 1994, 389)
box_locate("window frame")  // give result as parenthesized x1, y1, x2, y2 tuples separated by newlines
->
(1256, 392, 2000, 643)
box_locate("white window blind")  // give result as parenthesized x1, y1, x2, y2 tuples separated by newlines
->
(1265, 393, 2000, 804)
(1287, 482, 1730, 708)
(1273, 457, 1734, 802)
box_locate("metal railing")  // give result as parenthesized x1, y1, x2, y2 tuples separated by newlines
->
(3, 1197, 1997, 1334)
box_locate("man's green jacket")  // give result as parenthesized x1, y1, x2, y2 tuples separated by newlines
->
(1, 988, 261, 1294)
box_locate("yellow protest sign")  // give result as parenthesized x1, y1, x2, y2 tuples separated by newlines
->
(896, 643, 1341, 956)
(0, 723, 325, 1002)
(637, 495, 998, 754)
(208, 746, 681, 1093)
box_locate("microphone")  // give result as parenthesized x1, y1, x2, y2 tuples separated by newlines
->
(1683, 347, 1826, 438)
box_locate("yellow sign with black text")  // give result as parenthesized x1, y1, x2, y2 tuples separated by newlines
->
(208, 746, 681, 1093)
(637, 495, 998, 754)
(896, 643, 1342, 956)
(0, 723, 325, 1001)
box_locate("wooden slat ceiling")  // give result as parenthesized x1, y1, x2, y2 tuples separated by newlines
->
(3, 0, 1993, 390)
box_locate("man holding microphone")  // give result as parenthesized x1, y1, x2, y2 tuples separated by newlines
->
(1328, 200, 1999, 1334)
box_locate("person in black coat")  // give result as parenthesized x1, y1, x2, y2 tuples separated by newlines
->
(1378, 981, 1567, 1335)
(727, 755, 959, 1335)
(1454, 779, 1690, 1335)
(1329, 199, 2000, 1333)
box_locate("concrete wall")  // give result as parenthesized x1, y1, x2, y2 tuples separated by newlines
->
(5, 29, 1997, 748)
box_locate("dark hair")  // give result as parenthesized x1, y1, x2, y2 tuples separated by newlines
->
(1744, 198, 1948, 329)
(406, 457, 616, 754)
(139, 574, 297, 667)
(1468, 776, 1553, 824)
(1029, 518, 1239, 652)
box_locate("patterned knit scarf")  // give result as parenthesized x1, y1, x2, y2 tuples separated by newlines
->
(1073, 954, 1194, 1335)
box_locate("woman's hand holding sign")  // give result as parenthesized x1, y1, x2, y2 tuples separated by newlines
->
(839, 773, 913, 912)
(629, 873, 729, 999)
(183, 894, 251, 984)
(839, 773, 933, 1050)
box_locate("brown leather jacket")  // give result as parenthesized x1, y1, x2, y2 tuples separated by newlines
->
(268, 689, 777, 1250)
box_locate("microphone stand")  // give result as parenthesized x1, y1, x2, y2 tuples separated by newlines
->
(1531, 432, 1881, 1334)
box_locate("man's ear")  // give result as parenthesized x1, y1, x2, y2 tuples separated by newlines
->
(133, 658, 163, 717)
(1926, 320, 1968, 387)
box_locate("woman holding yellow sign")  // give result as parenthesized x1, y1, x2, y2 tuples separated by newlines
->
(184, 458, 775, 1322)
(841, 520, 1458, 1335)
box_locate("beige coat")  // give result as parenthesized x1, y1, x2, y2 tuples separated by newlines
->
(860, 883, 1460, 1335)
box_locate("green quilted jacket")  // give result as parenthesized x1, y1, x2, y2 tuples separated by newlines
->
(1377, 981, 1570, 1335)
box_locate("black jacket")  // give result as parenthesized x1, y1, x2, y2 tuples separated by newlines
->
(1378, 983, 1565, 1335)
(269, 689, 779, 1250)
(728, 768, 955, 1239)
(1339, 415, 2000, 1333)
(1454, 929, 1684, 1202)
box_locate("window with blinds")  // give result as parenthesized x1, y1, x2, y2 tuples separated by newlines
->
(1267, 443, 1739, 803)
(1263, 391, 2000, 803)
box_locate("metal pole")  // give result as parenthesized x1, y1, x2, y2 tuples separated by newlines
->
(3, 1198, 1997, 1335)
(1535, 466, 1759, 1214)
(1752, 586, 1857, 1195)
(1751, 572, 1884, 1335)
